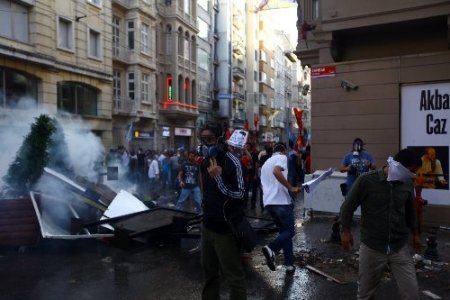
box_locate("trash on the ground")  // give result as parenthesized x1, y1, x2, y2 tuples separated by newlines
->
(101, 256, 112, 263)
(413, 253, 423, 264)
(422, 290, 442, 299)
(306, 264, 346, 284)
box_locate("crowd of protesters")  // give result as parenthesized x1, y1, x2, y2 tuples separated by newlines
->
(103, 134, 311, 214)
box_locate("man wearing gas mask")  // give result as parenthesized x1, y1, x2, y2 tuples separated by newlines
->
(339, 138, 376, 195)
(339, 148, 422, 300)
(199, 124, 247, 300)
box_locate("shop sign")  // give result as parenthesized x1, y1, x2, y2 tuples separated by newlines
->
(175, 127, 192, 136)
(134, 131, 154, 139)
(162, 126, 170, 137)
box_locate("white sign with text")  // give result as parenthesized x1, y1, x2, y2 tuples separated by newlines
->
(401, 82, 449, 205)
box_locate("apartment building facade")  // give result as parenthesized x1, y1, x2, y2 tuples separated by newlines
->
(155, 0, 199, 151)
(295, 0, 450, 224)
(0, 0, 113, 147)
(111, 0, 158, 150)
(196, 0, 214, 130)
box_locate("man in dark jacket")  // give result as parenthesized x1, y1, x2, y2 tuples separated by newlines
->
(339, 148, 422, 300)
(200, 124, 247, 300)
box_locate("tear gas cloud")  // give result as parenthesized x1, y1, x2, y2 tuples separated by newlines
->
(0, 101, 104, 192)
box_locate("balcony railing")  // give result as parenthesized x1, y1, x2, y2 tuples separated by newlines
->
(113, 97, 139, 115)
(160, 100, 199, 118)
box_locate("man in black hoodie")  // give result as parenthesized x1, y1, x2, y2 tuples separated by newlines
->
(200, 123, 247, 300)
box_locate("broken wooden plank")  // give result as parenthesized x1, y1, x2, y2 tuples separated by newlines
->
(306, 264, 347, 285)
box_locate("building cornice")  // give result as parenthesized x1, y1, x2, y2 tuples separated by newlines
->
(0, 44, 112, 82)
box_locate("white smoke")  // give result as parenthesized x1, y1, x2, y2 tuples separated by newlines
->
(0, 104, 104, 192)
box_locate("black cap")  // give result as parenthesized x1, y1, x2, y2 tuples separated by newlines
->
(274, 142, 287, 152)
(353, 138, 364, 145)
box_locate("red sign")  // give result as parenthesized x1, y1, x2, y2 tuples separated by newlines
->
(311, 66, 336, 78)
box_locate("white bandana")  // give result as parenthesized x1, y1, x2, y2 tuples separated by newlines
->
(386, 156, 416, 182)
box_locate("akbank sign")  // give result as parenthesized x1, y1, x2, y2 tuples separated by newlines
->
(401, 82, 450, 205)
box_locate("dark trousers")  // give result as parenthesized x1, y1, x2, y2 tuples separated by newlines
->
(201, 225, 247, 300)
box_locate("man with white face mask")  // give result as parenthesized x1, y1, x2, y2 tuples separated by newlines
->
(339, 148, 422, 300)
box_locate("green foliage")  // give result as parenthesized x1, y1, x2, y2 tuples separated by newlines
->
(3, 114, 56, 197)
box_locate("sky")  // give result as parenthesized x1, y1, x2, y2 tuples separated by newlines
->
(257, 0, 298, 48)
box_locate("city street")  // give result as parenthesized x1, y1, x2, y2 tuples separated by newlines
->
(0, 195, 449, 300)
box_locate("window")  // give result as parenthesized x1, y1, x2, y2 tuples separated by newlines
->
(259, 72, 267, 83)
(198, 18, 208, 40)
(141, 23, 149, 54)
(198, 0, 208, 11)
(254, 50, 258, 61)
(88, 28, 101, 58)
(254, 71, 258, 82)
(312, 0, 319, 21)
(128, 72, 135, 100)
(88, 0, 102, 7)
(0, 0, 29, 42)
(183, 0, 190, 14)
(260, 50, 266, 62)
(0, 68, 38, 108)
(57, 82, 98, 116)
(198, 48, 209, 71)
(184, 34, 189, 59)
(113, 70, 121, 99)
(141, 73, 149, 102)
(112, 16, 120, 56)
(57, 17, 74, 50)
(165, 25, 172, 55)
(127, 20, 135, 50)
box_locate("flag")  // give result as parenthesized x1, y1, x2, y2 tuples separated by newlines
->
(125, 122, 133, 143)
(255, 0, 269, 12)
(254, 114, 260, 131)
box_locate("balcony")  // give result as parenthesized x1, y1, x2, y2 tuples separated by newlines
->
(112, 0, 156, 15)
(159, 100, 199, 119)
(157, 1, 197, 28)
(233, 91, 245, 101)
(232, 66, 245, 80)
(232, 40, 245, 55)
(113, 97, 139, 116)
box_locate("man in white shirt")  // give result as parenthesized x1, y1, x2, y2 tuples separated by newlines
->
(260, 142, 301, 273)
(148, 154, 160, 193)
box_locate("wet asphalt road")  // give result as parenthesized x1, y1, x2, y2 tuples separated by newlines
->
(0, 195, 449, 300)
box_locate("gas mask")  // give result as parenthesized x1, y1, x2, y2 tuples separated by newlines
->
(201, 144, 220, 158)
(353, 142, 362, 155)
(387, 157, 416, 182)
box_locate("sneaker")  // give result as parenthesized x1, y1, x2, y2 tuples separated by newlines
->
(285, 265, 296, 273)
(262, 246, 276, 271)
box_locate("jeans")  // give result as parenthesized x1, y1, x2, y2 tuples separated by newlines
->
(358, 243, 419, 300)
(266, 204, 296, 266)
(201, 225, 247, 300)
(176, 186, 202, 214)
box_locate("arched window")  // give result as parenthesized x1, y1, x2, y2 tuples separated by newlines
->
(191, 80, 196, 106)
(184, 31, 190, 60)
(190, 36, 196, 62)
(0, 68, 38, 108)
(184, 78, 190, 104)
(57, 81, 98, 116)
(178, 74, 183, 103)
(178, 27, 183, 55)
(165, 24, 172, 55)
